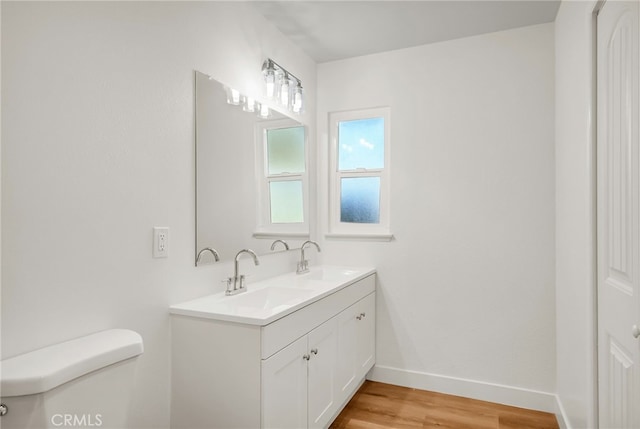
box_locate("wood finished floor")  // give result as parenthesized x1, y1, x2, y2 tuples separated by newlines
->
(329, 381, 559, 429)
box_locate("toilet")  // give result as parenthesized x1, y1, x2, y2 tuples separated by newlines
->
(0, 329, 144, 429)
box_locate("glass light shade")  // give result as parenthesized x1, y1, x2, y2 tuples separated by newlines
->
(243, 96, 256, 112)
(280, 76, 291, 107)
(264, 69, 276, 98)
(225, 87, 240, 105)
(258, 104, 270, 119)
(292, 84, 303, 114)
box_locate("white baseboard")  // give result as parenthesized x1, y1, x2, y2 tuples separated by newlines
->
(368, 365, 559, 415)
(554, 395, 571, 429)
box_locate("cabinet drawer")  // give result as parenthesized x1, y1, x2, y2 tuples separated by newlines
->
(261, 274, 375, 359)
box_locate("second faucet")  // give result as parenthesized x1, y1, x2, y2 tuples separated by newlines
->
(226, 249, 260, 295)
(297, 240, 321, 274)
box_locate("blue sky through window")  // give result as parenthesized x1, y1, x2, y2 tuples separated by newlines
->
(338, 117, 384, 171)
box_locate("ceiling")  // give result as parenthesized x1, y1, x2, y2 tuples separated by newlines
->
(250, 1, 560, 63)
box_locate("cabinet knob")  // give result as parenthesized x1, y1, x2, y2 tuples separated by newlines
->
(356, 315, 362, 320)
(633, 325, 640, 339)
(310, 348, 318, 355)
(303, 354, 310, 361)
(361, 312, 366, 318)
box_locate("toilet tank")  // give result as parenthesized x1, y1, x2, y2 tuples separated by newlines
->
(0, 329, 144, 429)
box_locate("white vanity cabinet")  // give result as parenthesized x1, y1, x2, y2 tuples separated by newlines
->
(171, 272, 376, 429)
(262, 316, 338, 429)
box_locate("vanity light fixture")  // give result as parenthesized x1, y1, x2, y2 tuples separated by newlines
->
(262, 58, 303, 114)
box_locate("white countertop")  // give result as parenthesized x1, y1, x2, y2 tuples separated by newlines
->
(169, 265, 376, 326)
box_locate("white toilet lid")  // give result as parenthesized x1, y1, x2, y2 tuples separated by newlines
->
(0, 329, 143, 397)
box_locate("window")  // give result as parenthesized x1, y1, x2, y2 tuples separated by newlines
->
(255, 120, 308, 237)
(329, 108, 391, 239)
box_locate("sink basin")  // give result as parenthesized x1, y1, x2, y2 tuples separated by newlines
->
(169, 286, 314, 324)
(229, 286, 314, 310)
(170, 265, 376, 325)
(299, 267, 363, 282)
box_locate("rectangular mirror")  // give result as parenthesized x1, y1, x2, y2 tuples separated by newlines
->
(195, 71, 309, 265)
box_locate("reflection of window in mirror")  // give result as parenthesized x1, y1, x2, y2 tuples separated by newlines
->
(255, 120, 309, 238)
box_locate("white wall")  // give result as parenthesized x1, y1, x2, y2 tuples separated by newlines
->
(554, 1, 598, 428)
(1, 2, 315, 427)
(317, 23, 557, 410)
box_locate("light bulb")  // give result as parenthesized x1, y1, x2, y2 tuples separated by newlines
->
(262, 60, 277, 99)
(265, 72, 275, 98)
(280, 77, 290, 107)
(292, 84, 303, 113)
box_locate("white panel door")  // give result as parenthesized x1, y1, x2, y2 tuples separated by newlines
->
(336, 302, 358, 399)
(597, 1, 640, 427)
(356, 293, 376, 379)
(262, 336, 308, 429)
(307, 317, 338, 429)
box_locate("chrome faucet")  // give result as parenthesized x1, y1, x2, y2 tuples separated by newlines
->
(270, 239, 290, 251)
(195, 247, 220, 266)
(297, 240, 321, 274)
(226, 249, 260, 295)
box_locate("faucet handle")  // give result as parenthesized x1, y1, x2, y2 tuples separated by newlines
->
(222, 277, 233, 293)
(296, 260, 309, 274)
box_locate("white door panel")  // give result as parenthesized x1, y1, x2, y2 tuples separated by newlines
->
(356, 293, 376, 379)
(307, 318, 338, 429)
(597, 1, 640, 427)
(262, 336, 308, 429)
(336, 303, 358, 397)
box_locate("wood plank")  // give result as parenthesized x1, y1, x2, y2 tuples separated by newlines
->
(329, 381, 559, 429)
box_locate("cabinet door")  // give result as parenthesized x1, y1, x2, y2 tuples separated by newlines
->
(336, 302, 358, 400)
(307, 317, 338, 429)
(262, 336, 308, 429)
(356, 293, 376, 379)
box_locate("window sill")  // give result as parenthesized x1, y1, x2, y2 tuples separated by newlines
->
(253, 231, 310, 239)
(325, 233, 394, 242)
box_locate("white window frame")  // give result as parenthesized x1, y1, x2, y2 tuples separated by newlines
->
(328, 107, 392, 240)
(254, 119, 309, 239)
